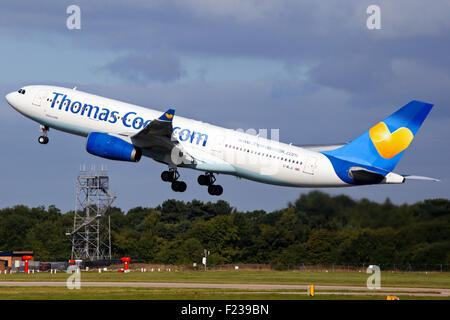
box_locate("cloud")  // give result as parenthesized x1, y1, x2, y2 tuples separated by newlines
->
(309, 54, 450, 116)
(375, 0, 450, 38)
(1, 1, 447, 56)
(308, 54, 393, 94)
(0, 1, 449, 212)
(100, 51, 185, 83)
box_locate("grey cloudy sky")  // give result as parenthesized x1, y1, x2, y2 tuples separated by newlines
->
(0, 0, 448, 213)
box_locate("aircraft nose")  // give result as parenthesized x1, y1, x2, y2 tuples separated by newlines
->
(5, 91, 20, 111)
(5, 92, 13, 104)
(5, 91, 18, 108)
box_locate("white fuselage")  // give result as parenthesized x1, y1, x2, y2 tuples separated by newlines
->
(6, 85, 347, 188)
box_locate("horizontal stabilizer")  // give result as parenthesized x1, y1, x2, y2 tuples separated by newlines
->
(402, 175, 440, 182)
(299, 143, 347, 152)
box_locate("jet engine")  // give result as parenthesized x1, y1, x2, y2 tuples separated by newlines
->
(86, 132, 142, 162)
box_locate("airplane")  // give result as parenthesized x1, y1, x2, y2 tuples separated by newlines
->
(5, 85, 438, 196)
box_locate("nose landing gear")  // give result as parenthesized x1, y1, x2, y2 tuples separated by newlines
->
(38, 125, 49, 144)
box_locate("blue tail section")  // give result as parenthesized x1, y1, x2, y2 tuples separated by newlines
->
(322, 100, 433, 183)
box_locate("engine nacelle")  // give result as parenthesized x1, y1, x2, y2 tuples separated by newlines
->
(86, 132, 142, 162)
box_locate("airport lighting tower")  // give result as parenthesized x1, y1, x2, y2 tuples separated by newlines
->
(67, 165, 116, 261)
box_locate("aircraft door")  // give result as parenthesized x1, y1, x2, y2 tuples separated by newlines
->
(303, 156, 317, 175)
(211, 135, 224, 159)
(212, 148, 223, 160)
(32, 89, 49, 107)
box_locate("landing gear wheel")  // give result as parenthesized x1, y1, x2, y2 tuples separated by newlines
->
(161, 171, 175, 182)
(178, 181, 187, 192)
(214, 185, 223, 196)
(198, 173, 215, 186)
(164, 168, 186, 192)
(197, 174, 209, 186)
(208, 184, 223, 196)
(38, 136, 49, 144)
(171, 180, 187, 192)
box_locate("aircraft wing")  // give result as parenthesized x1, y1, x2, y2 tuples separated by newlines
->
(130, 109, 195, 164)
(131, 109, 175, 151)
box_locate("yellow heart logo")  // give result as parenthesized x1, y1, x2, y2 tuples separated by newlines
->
(369, 122, 414, 159)
(165, 113, 173, 119)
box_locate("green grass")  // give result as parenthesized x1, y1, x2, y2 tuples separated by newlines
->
(1, 270, 448, 300)
(0, 286, 446, 300)
(1, 270, 449, 289)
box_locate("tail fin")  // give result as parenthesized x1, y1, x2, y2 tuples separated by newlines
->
(323, 100, 433, 172)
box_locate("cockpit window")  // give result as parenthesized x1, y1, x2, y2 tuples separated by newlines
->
(17, 89, 26, 94)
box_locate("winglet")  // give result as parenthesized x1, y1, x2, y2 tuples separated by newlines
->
(158, 109, 175, 121)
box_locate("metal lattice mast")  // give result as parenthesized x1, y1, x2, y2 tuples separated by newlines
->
(67, 165, 116, 261)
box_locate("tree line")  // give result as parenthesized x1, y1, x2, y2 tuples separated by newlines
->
(0, 191, 448, 267)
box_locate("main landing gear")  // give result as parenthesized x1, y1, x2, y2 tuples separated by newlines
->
(38, 125, 49, 144)
(198, 172, 223, 196)
(161, 168, 187, 192)
(160, 169, 223, 196)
